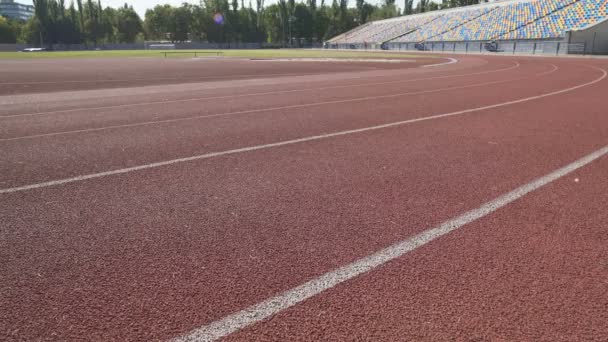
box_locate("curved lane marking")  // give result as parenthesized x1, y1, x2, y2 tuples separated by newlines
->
(423, 57, 459, 67)
(1, 61, 519, 119)
(173, 142, 608, 342)
(1, 63, 539, 141)
(0, 65, 600, 195)
(0, 72, 304, 86)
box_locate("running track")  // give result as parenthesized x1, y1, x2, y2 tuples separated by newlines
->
(1, 54, 607, 341)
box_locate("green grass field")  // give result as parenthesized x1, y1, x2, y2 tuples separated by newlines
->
(0, 49, 429, 60)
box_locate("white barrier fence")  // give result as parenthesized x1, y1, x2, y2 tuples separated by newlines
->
(0, 42, 322, 52)
(326, 40, 591, 56)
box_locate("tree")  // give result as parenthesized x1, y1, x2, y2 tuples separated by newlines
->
(101, 6, 117, 42)
(84, 0, 103, 45)
(404, 0, 414, 15)
(20, 0, 426, 47)
(263, 4, 282, 43)
(370, 0, 398, 20)
(76, 0, 85, 43)
(277, 0, 288, 44)
(312, 0, 329, 41)
(0, 16, 18, 44)
(416, 0, 428, 13)
(293, 3, 313, 43)
(188, 4, 208, 41)
(27, 0, 81, 46)
(115, 4, 142, 43)
(32, 0, 50, 46)
(170, 4, 192, 42)
(144, 5, 173, 40)
(355, 0, 367, 24)
(66, 1, 82, 43)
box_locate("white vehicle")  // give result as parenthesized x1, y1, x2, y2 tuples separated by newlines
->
(21, 48, 48, 52)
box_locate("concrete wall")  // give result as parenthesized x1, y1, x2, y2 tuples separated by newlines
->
(0, 43, 27, 51)
(333, 38, 584, 56)
(568, 17, 608, 55)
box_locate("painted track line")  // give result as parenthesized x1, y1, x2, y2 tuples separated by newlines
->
(0, 72, 305, 86)
(0, 61, 520, 119)
(0, 65, 599, 195)
(172, 143, 608, 342)
(1, 63, 547, 142)
(423, 57, 458, 67)
(0, 77, 530, 142)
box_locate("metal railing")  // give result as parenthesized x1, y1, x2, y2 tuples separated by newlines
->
(328, 40, 591, 56)
(161, 51, 224, 58)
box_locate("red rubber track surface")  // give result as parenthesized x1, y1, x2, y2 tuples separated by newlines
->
(1, 54, 607, 341)
(227, 157, 608, 342)
(0, 57, 435, 96)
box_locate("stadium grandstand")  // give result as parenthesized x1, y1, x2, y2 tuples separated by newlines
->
(329, 14, 440, 47)
(326, 0, 608, 54)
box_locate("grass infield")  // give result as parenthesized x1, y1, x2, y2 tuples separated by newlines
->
(0, 49, 430, 60)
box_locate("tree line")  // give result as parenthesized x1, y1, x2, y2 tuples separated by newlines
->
(0, 0, 484, 46)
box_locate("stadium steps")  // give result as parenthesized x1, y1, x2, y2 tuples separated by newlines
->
(493, 0, 583, 40)
(328, 0, 608, 45)
(421, 6, 500, 43)
(370, 17, 437, 44)
(382, 28, 419, 44)
(327, 22, 372, 44)
(382, 15, 444, 44)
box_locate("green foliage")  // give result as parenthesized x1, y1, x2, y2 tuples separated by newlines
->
(116, 4, 142, 43)
(0, 16, 19, 44)
(403, 0, 414, 14)
(293, 3, 312, 41)
(13, 0, 481, 47)
(0, 48, 427, 59)
(443, 0, 480, 8)
(144, 5, 172, 40)
(23, 0, 142, 46)
(369, 0, 399, 20)
(416, 0, 428, 13)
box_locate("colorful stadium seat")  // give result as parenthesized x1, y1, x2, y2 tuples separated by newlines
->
(328, 13, 440, 44)
(393, 6, 493, 42)
(436, 0, 578, 41)
(328, 0, 608, 44)
(501, 0, 608, 40)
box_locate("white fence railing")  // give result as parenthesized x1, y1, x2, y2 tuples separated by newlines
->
(326, 40, 590, 56)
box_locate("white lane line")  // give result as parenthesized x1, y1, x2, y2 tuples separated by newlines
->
(536, 63, 558, 76)
(0, 61, 520, 119)
(0, 77, 528, 142)
(0, 65, 600, 195)
(423, 57, 459, 67)
(172, 143, 608, 342)
(1, 63, 547, 142)
(0, 58, 490, 108)
(0, 72, 303, 86)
